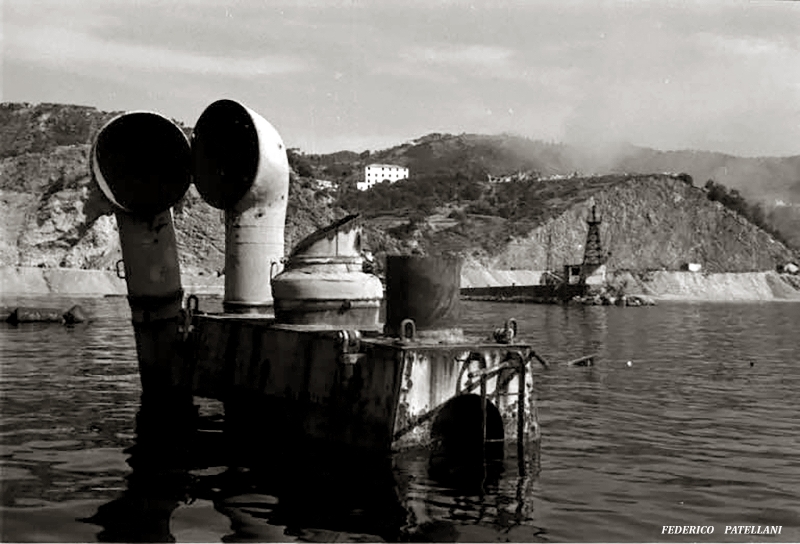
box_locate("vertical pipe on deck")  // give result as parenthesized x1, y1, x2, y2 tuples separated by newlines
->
(115, 211, 183, 322)
(92, 112, 192, 405)
(480, 378, 487, 454)
(191, 99, 290, 314)
(517, 358, 526, 475)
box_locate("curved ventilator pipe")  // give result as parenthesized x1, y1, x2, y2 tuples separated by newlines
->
(191, 99, 290, 314)
(92, 111, 191, 322)
(92, 112, 193, 406)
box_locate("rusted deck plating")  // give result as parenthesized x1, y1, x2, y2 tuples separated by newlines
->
(188, 311, 541, 460)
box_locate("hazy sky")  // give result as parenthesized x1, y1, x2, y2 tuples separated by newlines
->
(3, 0, 799, 156)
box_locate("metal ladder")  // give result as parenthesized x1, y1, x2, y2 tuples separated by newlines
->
(463, 350, 538, 475)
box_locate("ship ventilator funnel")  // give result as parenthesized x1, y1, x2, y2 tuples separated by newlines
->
(92, 111, 194, 406)
(191, 99, 290, 314)
(92, 112, 191, 323)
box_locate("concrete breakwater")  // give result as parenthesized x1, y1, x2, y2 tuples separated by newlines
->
(460, 266, 800, 302)
(460, 283, 585, 304)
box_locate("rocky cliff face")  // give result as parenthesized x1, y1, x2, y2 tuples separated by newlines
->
(0, 144, 120, 269)
(482, 176, 795, 273)
(0, 103, 124, 270)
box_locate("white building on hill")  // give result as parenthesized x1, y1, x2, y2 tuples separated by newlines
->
(358, 163, 409, 191)
(315, 179, 337, 190)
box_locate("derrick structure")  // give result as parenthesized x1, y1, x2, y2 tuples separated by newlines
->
(582, 205, 606, 266)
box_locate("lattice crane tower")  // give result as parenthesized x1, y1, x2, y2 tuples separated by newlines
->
(582, 205, 606, 266)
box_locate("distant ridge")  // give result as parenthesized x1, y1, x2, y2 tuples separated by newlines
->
(349, 132, 800, 205)
(0, 102, 798, 278)
(0, 102, 121, 158)
(344, 173, 796, 274)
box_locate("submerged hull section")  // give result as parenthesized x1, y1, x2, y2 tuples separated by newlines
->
(192, 316, 404, 453)
(190, 313, 538, 456)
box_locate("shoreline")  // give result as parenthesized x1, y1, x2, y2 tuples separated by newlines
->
(652, 293, 800, 303)
(2, 266, 799, 302)
(462, 294, 800, 304)
(0, 266, 223, 298)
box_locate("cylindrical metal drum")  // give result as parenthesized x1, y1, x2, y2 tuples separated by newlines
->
(384, 255, 463, 339)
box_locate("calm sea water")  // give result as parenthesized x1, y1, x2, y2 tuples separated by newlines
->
(1, 296, 799, 542)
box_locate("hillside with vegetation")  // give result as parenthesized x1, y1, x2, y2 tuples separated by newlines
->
(0, 103, 341, 276)
(309, 132, 800, 205)
(1, 102, 798, 284)
(342, 173, 796, 274)
(310, 132, 800, 257)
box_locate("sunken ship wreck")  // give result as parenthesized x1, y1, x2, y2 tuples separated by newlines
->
(92, 99, 543, 465)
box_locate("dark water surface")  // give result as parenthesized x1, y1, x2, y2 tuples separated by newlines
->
(1, 296, 799, 542)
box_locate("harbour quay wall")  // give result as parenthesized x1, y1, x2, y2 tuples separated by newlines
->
(3, 266, 798, 302)
(459, 266, 800, 302)
(460, 284, 586, 302)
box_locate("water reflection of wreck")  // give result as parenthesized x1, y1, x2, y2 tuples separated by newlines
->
(83, 399, 538, 542)
(83, 402, 409, 542)
(91, 99, 544, 472)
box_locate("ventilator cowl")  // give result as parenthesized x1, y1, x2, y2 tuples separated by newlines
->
(92, 112, 191, 215)
(92, 112, 191, 323)
(191, 99, 290, 314)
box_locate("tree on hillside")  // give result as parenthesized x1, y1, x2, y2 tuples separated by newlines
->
(704, 179, 794, 249)
(287, 148, 314, 178)
(335, 172, 486, 217)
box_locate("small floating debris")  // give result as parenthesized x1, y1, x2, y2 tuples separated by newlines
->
(627, 360, 632, 367)
(4, 304, 88, 325)
(566, 354, 596, 367)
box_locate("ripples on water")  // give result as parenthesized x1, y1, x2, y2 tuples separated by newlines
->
(1, 296, 798, 542)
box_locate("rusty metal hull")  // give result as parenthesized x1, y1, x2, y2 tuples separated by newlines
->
(189, 314, 538, 455)
(389, 343, 537, 451)
(192, 315, 402, 453)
